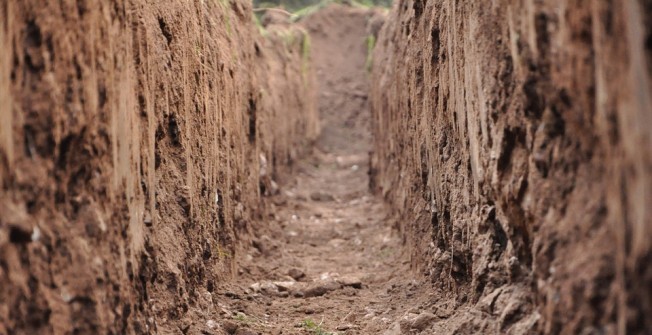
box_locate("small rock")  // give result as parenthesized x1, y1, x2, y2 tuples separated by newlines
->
(143, 211, 153, 227)
(269, 180, 280, 195)
(337, 275, 362, 289)
(206, 319, 218, 329)
(288, 268, 306, 281)
(260, 282, 278, 294)
(272, 197, 287, 206)
(273, 281, 296, 292)
(383, 322, 401, 335)
(337, 324, 355, 331)
(224, 291, 241, 299)
(303, 281, 341, 297)
(249, 282, 262, 292)
(31, 226, 41, 242)
(277, 291, 290, 298)
(235, 328, 257, 335)
(222, 320, 238, 334)
(410, 312, 438, 331)
(300, 307, 315, 314)
(310, 191, 334, 202)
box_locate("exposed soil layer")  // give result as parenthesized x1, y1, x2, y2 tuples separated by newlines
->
(371, 0, 652, 333)
(301, 4, 384, 155)
(1, 0, 651, 334)
(0, 1, 316, 333)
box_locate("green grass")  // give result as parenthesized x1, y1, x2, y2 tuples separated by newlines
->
(301, 31, 312, 82)
(302, 319, 334, 335)
(365, 34, 376, 73)
(252, 12, 269, 37)
(233, 312, 257, 326)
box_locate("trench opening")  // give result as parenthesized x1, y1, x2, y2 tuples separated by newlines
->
(1, 0, 650, 334)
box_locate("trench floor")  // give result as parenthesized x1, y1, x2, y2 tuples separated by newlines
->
(213, 149, 441, 334)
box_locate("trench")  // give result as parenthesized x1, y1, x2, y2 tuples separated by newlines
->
(1, 1, 651, 335)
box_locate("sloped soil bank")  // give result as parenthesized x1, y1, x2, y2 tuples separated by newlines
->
(371, 0, 652, 334)
(0, 1, 316, 333)
(1, 0, 651, 334)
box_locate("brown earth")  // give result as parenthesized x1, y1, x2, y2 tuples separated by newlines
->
(0, 1, 316, 334)
(1, 1, 651, 335)
(371, 0, 652, 334)
(301, 4, 384, 156)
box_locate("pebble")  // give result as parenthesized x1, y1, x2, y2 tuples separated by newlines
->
(273, 281, 295, 292)
(400, 312, 438, 332)
(337, 324, 355, 331)
(303, 281, 341, 297)
(310, 191, 335, 202)
(288, 268, 306, 280)
(337, 275, 363, 289)
(222, 320, 239, 334)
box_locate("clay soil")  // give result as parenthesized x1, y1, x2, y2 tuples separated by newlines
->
(209, 6, 437, 335)
(1, 1, 651, 334)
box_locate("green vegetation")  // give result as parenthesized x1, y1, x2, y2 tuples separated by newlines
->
(255, 0, 391, 13)
(254, 0, 392, 22)
(233, 312, 257, 325)
(301, 319, 333, 335)
(366, 34, 376, 73)
(301, 31, 311, 81)
(252, 12, 268, 36)
(216, 245, 232, 260)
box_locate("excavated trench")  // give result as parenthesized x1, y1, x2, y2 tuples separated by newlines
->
(1, 1, 651, 335)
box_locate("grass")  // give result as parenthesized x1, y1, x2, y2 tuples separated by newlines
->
(379, 246, 394, 259)
(216, 245, 232, 260)
(301, 30, 312, 82)
(253, 0, 378, 23)
(233, 312, 257, 326)
(365, 34, 376, 73)
(252, 12, 268, 37)
(302, 318, 334, 335)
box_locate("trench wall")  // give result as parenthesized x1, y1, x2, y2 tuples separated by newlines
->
(371, 1, 652, 333)
(0, 1, 317, 333)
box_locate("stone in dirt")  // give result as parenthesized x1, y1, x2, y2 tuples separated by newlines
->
(303, 280, 342, 297)
(235, 328, 258, 335)
(336, 324, 356, 331)
(222, 320, 239, 334)
(273, 281, 296, 292)
(310, 191, 335, 202)
(400, 312, 438, 332)
(288, 268, 306, 280)
(336, 275, 363, 289)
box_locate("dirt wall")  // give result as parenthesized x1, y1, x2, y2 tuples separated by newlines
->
(371, 1, 651, 333)
(255, 24, 319, 183)
(0, 1, 316, 334)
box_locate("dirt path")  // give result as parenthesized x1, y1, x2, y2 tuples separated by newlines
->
(211, 6, 458, 335)
(213, 149, 411, 334)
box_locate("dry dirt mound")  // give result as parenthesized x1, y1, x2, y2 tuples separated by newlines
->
(0, 1, 316, 333)
(371, 0, 652, 333)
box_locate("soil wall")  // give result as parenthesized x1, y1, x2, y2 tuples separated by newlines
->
(371, 1, 652, 333)
(0, 1, 316, 334)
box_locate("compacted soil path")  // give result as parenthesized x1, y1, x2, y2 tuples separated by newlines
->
(214, 150, 422, 334)
(210, 6, 454, 334)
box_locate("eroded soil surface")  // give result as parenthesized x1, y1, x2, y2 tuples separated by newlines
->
(216, 152, 418, 334)
(209, 6, 442, 334)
